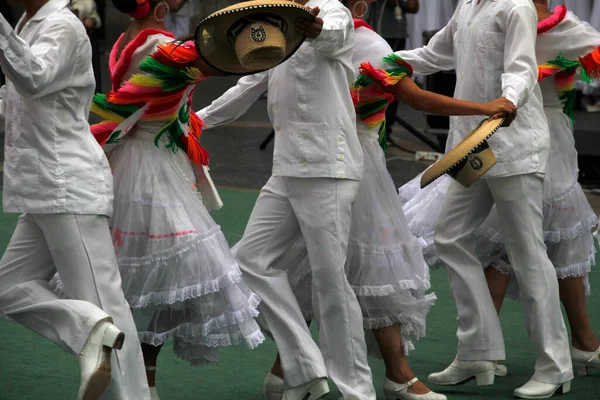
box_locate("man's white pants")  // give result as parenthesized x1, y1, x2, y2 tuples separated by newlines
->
(0, 214, 150, 400)
(236, 176, 376, 400)
(434, 173, 573, 384)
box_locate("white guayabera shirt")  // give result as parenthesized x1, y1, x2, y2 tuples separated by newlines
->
(0, 0, 113, 216)
(397, 0, 549, 179)
(198, 0, 363, 181)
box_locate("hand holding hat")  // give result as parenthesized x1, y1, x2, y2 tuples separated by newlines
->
(296, 7, 323, 39)
(483, 97, 517, 126)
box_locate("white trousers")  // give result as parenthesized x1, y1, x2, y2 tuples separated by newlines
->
(0, 214, 150, 400)
(434, 174, 573, 384)
(236, 176, 376, 400)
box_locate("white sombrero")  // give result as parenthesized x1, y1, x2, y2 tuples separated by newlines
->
(420, 117, 505, 188)
(195, 0, 315, 74)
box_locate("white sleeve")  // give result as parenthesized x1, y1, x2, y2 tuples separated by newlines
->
(395, 20, 455, 76)
(308, 5, 353, 58)
(196, 71, 269, 128)
(0, 15, 80, 99)
(501, 5, 539, 108)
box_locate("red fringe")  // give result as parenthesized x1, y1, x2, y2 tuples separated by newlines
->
(91, 122, 118, 145)
(353, 19, 374, 31)
(538, 5, 567, 35)
(109, 29, 176, 91)
(580, 48, 600, 80)
(153, 41, 199, 69)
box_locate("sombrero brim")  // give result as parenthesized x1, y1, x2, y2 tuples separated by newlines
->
(420, 117, 505, 188)
(195, 0, 315, 75)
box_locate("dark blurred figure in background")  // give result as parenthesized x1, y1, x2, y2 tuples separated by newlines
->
(366, 0, 419, 138)
(69, 0, 104, 92)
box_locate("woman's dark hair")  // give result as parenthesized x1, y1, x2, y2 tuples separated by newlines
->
(112, 0, 160, 14)
(111, 0, 139, 14)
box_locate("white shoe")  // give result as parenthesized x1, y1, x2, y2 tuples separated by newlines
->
(571, 345, 600, 376)
(264, 372, 284, 400)
(282, 378, 329, 400)
(77, 320, 125, 400)
(427, 359, 495, 386)
(384, 377, 447, 400)
(513, 380, 571, 399)
(495, 362, 508, 377)
(149, 386, 160, 400)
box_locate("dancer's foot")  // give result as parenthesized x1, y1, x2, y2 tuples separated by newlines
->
(384, 377, 447, 400)
(513, 380, 571, 399)
(149, 386, 160, 400)
(282, 378, 329, 400)
(495, 362, 508, 377)
(78, 320, 125, 400)
(264, 372, 284, 400)
(427, 358, 495, 386)
(571, 345, 600, 376)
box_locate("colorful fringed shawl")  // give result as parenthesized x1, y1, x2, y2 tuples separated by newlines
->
(91, 32, 209, 166)
(350, 20, 413, 149)
(537, 5, 600, 122)
(352, 51, 412, 150)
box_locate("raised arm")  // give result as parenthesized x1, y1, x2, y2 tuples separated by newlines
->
(196, 71, 269, 128)
(0, 15, 79, 99)
(296, 5, 353, 57)
(501, 5, 539, 108)
(395, 20, 455, 76)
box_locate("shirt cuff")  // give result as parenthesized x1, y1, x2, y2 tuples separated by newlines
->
(503, 87, 519, 108)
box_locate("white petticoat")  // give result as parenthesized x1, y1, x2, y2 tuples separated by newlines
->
(53, 125, 264, 365)
(269, 134, 437, 356)
(398, 110, 598, 292)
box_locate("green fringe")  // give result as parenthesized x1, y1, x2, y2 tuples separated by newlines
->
(546, 53, 591, 84)
(378, 121, 387, 151)
(139, 56, 193, 92)
(92, 94, 140, 118)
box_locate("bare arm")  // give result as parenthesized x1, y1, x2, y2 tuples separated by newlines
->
(388, 77, 516, 120)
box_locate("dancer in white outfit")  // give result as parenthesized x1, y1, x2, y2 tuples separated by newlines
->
(395, 1, 573, 398)
(252, 1, 514, 399)
(0, 1, 149, 399)
(198, 1, 378, 398)
(399, 1, 600, 381)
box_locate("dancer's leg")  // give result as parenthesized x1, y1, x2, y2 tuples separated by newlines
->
(289, 177, 375, 399)
(559, 276, 600, 353)
(372, 325, 433, 395)
(485, 266, 511, 314)
(489, 174, 572, 384)
(434, 179, 503, 361)
(236, 176, 328, 389)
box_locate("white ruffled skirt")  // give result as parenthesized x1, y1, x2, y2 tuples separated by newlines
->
(269, 135, 436, 355)
(54, 127, 264, 365)
(399, 110, 597, 296)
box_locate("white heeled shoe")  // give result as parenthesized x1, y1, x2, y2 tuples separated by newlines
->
(282, 378, 329, 400)
(495, 362, 508, 377)
(384, 377, 447, 400)
(513, 380, 571, 399)
(78, 320, 125, 400)
(149, 386, 160, 400)
(571, 345, 600, 376)
(427, 358, 495, 386)
(264, 372, 284, 400)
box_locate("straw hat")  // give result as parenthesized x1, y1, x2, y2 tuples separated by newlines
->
(195, 0, 315, 74)
(420, 117, 505, 188)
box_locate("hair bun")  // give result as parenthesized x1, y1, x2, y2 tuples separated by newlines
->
(112, 0, 151, 19)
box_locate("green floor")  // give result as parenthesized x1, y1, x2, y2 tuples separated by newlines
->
(0, 189, 598, 399)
